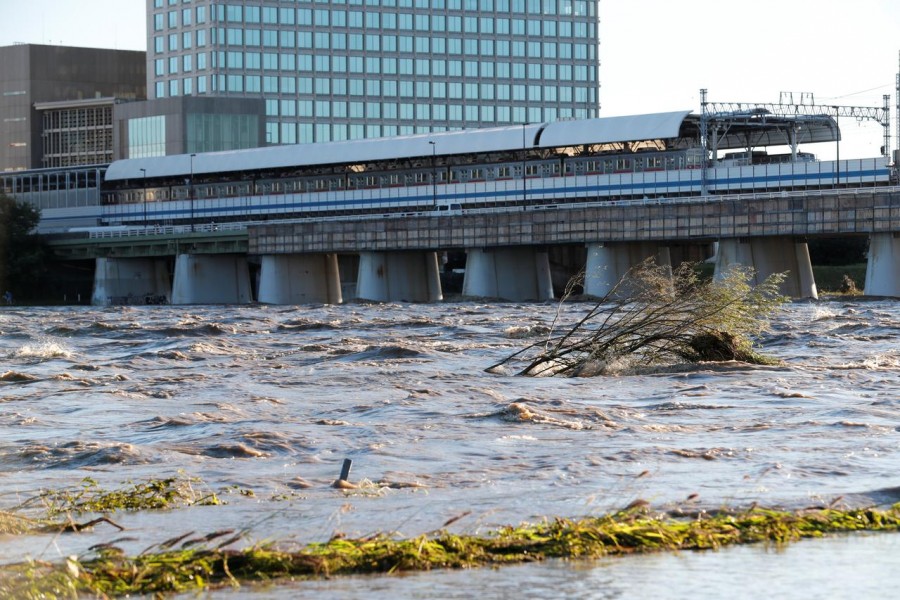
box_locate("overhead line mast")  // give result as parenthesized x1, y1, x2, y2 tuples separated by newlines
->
(896, 50, 900, 162)
(700, 88, 892, 195)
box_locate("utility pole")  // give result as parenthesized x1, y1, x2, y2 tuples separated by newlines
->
(189, 153, 196, 232)
(140, 167, 147, 230)
(429, 141, 436, 207)
(522, 123, 528, 206)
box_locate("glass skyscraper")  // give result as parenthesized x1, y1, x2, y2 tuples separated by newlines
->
(148, 0, 600, 144)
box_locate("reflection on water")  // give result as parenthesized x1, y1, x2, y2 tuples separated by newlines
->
(243, 533, 900, 600)
(1, 300, 899, 596)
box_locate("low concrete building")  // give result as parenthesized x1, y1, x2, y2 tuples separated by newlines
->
(113, 96, 266, 158)
(0, 44, 145, 171)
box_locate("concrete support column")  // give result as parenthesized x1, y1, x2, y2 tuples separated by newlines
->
(865, 233, 900, 297)
(356, 251, 443, 303)
(258, 254, 342, 305)
(91, 257, 171, 306)
(462, 247, 554, 301)
(584, 243, 672, 298)
(714, 237, 818, 299)
(338, 254, 360, 301)
(171, 254, 252, 305)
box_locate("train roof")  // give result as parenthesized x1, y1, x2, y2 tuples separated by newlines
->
(104, 109, 838, 182)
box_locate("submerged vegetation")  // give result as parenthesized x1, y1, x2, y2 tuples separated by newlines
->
(2, 499, 900, 598)
(0, 477, 220, 536)
(35, 476, 221, 517)
(490, 261, 788, 377)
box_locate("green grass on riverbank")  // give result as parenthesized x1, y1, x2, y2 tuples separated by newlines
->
(814, 264, 866, 294)
(694, 263, 865, 294)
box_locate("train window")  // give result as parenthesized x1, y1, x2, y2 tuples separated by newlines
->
(525, 164, 538, 177)
(615, 158, 632, 171)
(414, 172, 428, 184)
(498, 166, 512, 178)
(685, 152, 702, 168)
(315, 179, 327, 190)
(472, 168, 484, 180)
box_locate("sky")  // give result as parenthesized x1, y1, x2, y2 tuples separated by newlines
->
(1, 0, 899, 159)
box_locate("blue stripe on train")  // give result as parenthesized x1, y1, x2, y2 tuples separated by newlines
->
(105, 167, 892, 221)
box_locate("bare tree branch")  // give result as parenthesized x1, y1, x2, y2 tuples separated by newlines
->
(488, 261, 787, 377)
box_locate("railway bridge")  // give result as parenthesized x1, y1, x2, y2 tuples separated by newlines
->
(50, 186, 900, 304)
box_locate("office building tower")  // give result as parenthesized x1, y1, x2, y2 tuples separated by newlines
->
(147, 0, 600, 144)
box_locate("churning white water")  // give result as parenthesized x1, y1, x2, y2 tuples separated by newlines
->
(1, 299, 899, 597)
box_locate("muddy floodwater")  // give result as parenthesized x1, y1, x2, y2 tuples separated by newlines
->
(1, 300, 899, 597)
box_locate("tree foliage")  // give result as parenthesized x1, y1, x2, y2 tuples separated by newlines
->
(490, 261, 788, 377)
(0, 193, 46, 300)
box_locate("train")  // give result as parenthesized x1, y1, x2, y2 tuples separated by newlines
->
(86, 112, 900, 230)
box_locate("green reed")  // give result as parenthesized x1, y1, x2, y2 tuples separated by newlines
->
(3, 502, 899, 598)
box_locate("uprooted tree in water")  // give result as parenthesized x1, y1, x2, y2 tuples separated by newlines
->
(489, 261, 788, 377)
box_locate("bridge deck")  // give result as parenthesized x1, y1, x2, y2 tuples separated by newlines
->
(48, 187, 900, 259)
(250, 188, 900, 255)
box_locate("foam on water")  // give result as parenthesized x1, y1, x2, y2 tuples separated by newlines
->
(11, 340, 74, 360)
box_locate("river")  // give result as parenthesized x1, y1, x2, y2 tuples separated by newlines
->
(1, 299, 899, 597)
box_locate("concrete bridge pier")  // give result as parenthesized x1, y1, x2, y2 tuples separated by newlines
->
(257, 254, 342, 304)
(356, 251, 443, 302)
(462, 247, 554, 301)
(864, 233, 900, 297)
(714, 237, 817, 299)
(171, 254, 253, 304)
(584, 242, 672, 298)
(91, 257, 172, 306)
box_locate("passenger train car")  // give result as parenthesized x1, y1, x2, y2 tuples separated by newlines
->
(98, 111, 893, 230)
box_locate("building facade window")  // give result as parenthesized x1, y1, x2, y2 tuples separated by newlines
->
(148, 0, 600, 142)
(128, 115, 167, 158)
